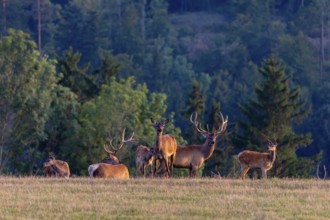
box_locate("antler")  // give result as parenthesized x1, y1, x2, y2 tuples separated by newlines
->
(215, 111, 228, 135)
(258, 132, 277, 147)
(104, 128, 135, 155)
(190, 112, 208, 134)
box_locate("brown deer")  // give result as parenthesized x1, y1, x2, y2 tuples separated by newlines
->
(43, 153, 70, 178)
(173, 112, 228, 177)
(238, 140, 277, 180)
(151, 118, 177, 177)
(88, 163, 129, 179)
(135, 145, 154, 177)
(88, 128, 134, 178)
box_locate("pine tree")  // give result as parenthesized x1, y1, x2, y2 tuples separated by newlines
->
(182, 79, 206, 143)
(234, 57, 315, 178)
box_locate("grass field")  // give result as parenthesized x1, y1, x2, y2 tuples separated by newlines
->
(0, 177, 329, 220)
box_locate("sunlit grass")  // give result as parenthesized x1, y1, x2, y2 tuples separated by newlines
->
(0, 177, 329, 219)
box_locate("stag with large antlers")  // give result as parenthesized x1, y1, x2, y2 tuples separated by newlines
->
(238, 140, 277, 180)
(88, 128, 134, 178)
(172, 112, 228, 177)
(151, 118, 177, 177)
(101, 128, 134, 164)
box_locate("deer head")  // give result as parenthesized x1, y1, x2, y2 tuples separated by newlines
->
(103, 128, 135, 164)
(151, 118, 170, 134)
(190, 111, 228, 146)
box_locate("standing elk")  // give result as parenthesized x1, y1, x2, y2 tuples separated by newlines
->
(135, 145, 154, 177)
(43, 153, 70, 178)
(238, 140, 277, 180)
(173, 112, 228, 177)
(88, 128, 134, 179)
(151, 118, 177, 177)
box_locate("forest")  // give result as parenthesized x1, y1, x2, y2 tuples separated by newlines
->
(0, 0, 329, 178)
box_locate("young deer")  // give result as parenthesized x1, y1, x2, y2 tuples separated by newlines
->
(135, 145, 154, 177)
(151, 118, 177, 177)
(173, 112, 228, 177)
(238, 140, 277, 180)
(43, 153, 70, 178)
(88, 128, 134, 178)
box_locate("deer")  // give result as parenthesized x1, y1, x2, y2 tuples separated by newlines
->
(173, 112, 228, 177)
(135, 145, 154, 177)
(155, 158, 170, 178)
(238, 139, 277, 180)
(150, 118, 177, 177)
(43, 153, 70, 178)
(100, 128, 134, 165)
(88, 128, 134, 179)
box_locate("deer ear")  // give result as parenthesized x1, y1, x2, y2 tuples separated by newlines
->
(150, 118, 155, 124)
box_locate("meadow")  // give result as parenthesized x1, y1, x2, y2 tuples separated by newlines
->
(0, 177, 329, 220)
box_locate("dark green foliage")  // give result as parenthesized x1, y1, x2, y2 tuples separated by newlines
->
(57, 48, 99, 103)
(235, 57, 315, 178)
(0, 29, 58, 174)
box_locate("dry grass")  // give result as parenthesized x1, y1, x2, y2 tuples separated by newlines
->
(0, 177, 329, 220)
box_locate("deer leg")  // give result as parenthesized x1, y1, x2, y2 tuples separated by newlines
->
(163, 156, 171, 177)
(261, 169, 267, 179)
(240, 167, 249, 180)
(170, 154, 175, 176)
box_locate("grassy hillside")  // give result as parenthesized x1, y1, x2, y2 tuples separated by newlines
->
(0, 177, 329, 219)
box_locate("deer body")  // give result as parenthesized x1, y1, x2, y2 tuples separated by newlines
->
(135, 145, 154, 176)
(174, 143, 215, 177)
(238, 142, 277, 179)
(88, 163, 129, 179)
(88, 128, 134, 179)
(151, 118, 177, 177)
(173, 112, 228, 177)
(43, 157, 70, 178)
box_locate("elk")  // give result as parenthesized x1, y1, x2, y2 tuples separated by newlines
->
(173, 112, 228, 177)
(151, 118, 177, 177)
(238, 140, 277, 180)
(43, 153, 70, 178)
(135, 145, 154, 177)
(88, 128, 134, 179)
(88, 163, 129, 179)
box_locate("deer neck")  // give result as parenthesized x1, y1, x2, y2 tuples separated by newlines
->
(155, 132, 163, 150)
(201, 140, 216, 160)
(269, 150, 276, 164)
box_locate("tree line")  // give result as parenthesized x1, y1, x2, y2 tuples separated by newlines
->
(0, 0, 329, 178)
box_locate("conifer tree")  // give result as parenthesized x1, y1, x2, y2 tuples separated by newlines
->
(234, 57, 315, 177)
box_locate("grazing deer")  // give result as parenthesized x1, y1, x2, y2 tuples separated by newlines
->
(43, 153, 70, 178)
(173, 112, 228, 177)
(151, 118, 177, 177)
(135, 145, 154, 177)
(238, 140, 277, 180)
(88, 128, 134, 179)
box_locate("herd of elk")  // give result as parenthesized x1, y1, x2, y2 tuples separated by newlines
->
(43, 153, 70, 178)
(88, 128, 134, 179)
(151, 118, 177, 177)
(238, 139, 277, 179)
(173, 112, 228, 177)
(42, 112, 280, 180)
